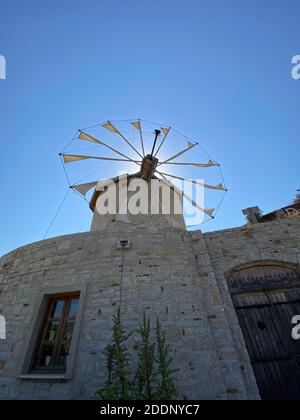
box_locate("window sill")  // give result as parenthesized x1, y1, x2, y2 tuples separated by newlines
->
(19, 374, 69, 381)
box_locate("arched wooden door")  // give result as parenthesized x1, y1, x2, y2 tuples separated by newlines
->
(227, 261, 300, 400)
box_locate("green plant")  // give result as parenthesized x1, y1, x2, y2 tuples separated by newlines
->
(97, 307, 132, 400)
(134, 313, 156, 400)
(97, 310, 178, 400)
(155, 318, 178, 400)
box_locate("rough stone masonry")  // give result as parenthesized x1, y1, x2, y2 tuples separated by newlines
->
(0, 202, 300, 399)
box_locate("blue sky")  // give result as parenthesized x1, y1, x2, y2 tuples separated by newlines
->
(0, 0, 299, 256)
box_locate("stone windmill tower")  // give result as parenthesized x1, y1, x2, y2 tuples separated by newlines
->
(0, 120, 260, 400)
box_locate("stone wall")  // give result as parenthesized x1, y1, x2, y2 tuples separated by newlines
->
(4, 215, 299, 400)
(0, 218, 263, 400)
(201, 216, 300, 401)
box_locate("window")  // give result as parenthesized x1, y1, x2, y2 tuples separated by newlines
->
(30, 293, 80, 374)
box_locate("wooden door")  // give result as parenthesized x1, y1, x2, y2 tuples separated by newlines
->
(227, 262, 300, 400)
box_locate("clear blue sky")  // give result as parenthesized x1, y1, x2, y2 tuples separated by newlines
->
(0, 0, 299, 256)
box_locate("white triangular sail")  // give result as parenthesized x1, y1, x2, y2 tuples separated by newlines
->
(157, 171, 226, 191)
(194, 160, 217, 167)
(60, 153, 139, 164)
(160, 177, 215, 218)
(162, 159, 218, 168)
(78, 130, 140, 166)
(181, 190, 215, 218)
(130, 121, 141, 130)
(160, 142, 198, 165)
(61, 119, 223, 223)
(154, 127, 171, 157)
(78, 131, 101, 144)
(130, 120, 145, 156)
(161, 127, 170, 136)
(72, 182, 98, 196)
(102, 121, 120, 136)
(102, 120, 143, 158)
(61, 154, 91, 164)
(210, 183, 225, 191)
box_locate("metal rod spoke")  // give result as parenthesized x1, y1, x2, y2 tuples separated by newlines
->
(103, 120, 143, 159)
(60, 153, 141, 164)
(159, 142, 198, 165)
(154, 127, 171, 157)
(159, 160, 217, 168)
(157, 171, 214, 218)
(79, 130, 140, 167)
(157, 171, 226, 191)
(130, 120, 145, 157)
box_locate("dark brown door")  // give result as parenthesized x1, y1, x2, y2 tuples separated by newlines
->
(233, 288, 300, 400)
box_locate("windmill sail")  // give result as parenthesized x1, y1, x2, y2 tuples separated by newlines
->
(159, 176, 215, 218)
(154, 127, 171, 157)
(102, 120, 143, 158)
(161, 127, 170, 136)
(61, 154, 91, 164)
(60, 119, 225, 224)
(130, 120, 145, 156)
(78, 131, 101, 144)
(157, 171, 226, 191)
(72, 182, 98, 196)
(102, 121, 120, 136)
(130, 121, 141, 130)
(160, 159, 218, 168)
(159, 142, 198, 165)
(60, 153, 139, 164)
(78, 130, 140, 166)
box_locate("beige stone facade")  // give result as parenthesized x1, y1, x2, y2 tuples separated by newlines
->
(0, 213, 300, 400)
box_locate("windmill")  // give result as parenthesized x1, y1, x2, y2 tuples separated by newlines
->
(59, 119, 227, 225)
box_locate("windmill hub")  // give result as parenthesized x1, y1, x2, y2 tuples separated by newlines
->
(140, 154, 159, 182)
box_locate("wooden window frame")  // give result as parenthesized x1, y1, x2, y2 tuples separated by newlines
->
(30, 292, 80, 374)
(19, 285, 87, 380)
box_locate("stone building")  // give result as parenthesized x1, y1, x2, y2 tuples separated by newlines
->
(0, 175, 300, 400)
